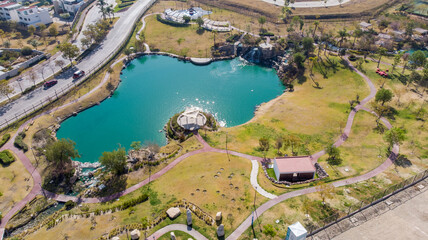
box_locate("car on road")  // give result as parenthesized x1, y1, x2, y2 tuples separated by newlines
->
(73, 70, 85, 79)
(43, 80, 58, 89)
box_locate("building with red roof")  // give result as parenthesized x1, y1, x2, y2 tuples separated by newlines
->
(273, 156, 316, 182)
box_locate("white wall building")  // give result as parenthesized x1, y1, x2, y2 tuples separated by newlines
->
(53, 0, 84, 14)
(11, 5, 52, 26)
(0, 1, 22, 20)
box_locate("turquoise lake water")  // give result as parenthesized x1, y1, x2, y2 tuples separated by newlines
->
(56, 56, 284, 162)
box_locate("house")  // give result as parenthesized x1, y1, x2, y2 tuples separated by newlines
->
(359, 21, 372, 31)
(10, 5, 52, 26)
(53, 0, 84, 14)
(0, 1, 21, 20)
(273, 156, 316, 182)
(391, 30, 405, 41)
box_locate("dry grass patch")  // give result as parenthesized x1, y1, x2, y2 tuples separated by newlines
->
(0, 151, 33, 216)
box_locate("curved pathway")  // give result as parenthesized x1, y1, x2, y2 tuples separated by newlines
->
(0, 54, 399, 240)
(263, 0, 352, 8)
(148, 224, 208, 240)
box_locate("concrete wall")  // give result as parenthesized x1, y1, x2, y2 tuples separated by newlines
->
(273, 159, 280, 181)
(0, 49, 46, 80)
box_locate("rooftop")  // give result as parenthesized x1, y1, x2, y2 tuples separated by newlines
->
(274, 156, 316, 174)
(360, 22, 372, 28)
(414, 28, 428, 34)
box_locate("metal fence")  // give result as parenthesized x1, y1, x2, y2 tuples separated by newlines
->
(307, 169, 428, 239)
(0, 0, 156, 130)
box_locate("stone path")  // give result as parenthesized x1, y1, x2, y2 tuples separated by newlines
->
(251, 160, 278, 199)
(0, 55, 399, 240)
(148, 224, 209, 240)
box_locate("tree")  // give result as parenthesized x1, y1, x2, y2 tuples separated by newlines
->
(97, 0, 107, 20)
(293, 52, 305, 69)
(183, 16, 191, 23)
(326, 145, 341, 165)
(352, 28, 363, 47)
(312, 20, 319, 38)
(55, 59, 65, 71)
(384, 127, 406, 149)
(371, 101, 390, 130)
(99, 147, 127, 175)
(124, 48, 133, 60)
(259, 137, 270, 158)
(59, 42, 79, 65)
(391, 52, 402, 74)
(375, 88, 393, 106)
(378, 19, 390, 33)
(0, 29, 4, 43)
(196, 17, 204, 28)
(134, 39, 144, 52)
(338, 0, 343, 7)
(0, 80, 14, 101)
(315, 182, 335, 203)
(275, 137, 283, 154)
(302, 37, 314, 57)
(130, 141, 142, 151)
(401, 52, 410, 74)
(3, 40, 10, 48)
(376, 47, 387, 68)
(105, 4, 114, 22)
(14, 32, 22, 39)
(27, 25, 36, 37)
(37, 23, 47, 42)
(283, 134, 301, 155)
(45, 138, 80, 170)
(29, 39, 39, 50)
(21, 46, 32, 56)
(49, 25, 58, 39)
(337, 28, 348, 49)
(258, 16, 266, 30)
(409, 50, 427, 69)
(29, 69, 37, 86)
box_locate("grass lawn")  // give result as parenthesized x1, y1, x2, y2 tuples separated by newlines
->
(318, 111, 386, 178)
(143, 15, 230, 58)
(0, 151, 33, 216)
(23, 152, 266, 239)
(203, 55, 368, 158)
(266, 168, 277, 180)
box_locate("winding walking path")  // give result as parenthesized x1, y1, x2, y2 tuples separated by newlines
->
(148, 224, 209, 240)
(0, 54, 399, 240)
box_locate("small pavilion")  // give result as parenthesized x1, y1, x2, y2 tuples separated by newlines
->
(177, 107, 207, 131)
(273, 156, 316, 182)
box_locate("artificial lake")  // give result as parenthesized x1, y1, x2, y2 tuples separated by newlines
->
(56, 55, 285, 162)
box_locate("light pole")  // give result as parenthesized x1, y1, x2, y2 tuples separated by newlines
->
(31, 147, 39, 167)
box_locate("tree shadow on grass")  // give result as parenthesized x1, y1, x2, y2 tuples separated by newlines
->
(97, 174, 128, 197)
(394, 154, 412, 168)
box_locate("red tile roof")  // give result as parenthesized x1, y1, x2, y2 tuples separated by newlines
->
(17, 5, 37, 12)
(274, 156, 315, 174)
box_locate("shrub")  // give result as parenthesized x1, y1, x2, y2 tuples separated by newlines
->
(118, 2, 133, 8)
(156, 14, 188, 27)
(0, 150, 15, 165)
(14, 132, 28, 152)
(348, 55, 357, 61)
(0, 134, 10, 148)
(64, 200, 76, 210)
(259, 32, 274, 37)
(21, 46, 33, 56)
(263, 224, 277, 237)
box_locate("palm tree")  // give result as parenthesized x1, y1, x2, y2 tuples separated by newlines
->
(105, 4, 114, 22)
(312, 20, 319, 38)
(352, 28, 363, 48)
(97, 0, 107, 20)
(337, 28, 348, 49)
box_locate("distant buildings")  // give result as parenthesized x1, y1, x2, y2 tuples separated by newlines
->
(53, 0, 85, 14)
(0, 0, 52, 26)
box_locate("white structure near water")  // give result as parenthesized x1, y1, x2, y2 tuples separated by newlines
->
(285, 222, 307, 240)
(177, 107, 207, 131)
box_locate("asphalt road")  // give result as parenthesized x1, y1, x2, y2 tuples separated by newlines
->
(0, 0, 155, 126)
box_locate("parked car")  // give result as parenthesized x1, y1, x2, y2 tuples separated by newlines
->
(73, 70, 85, 79)
(44, 80, 58, 89)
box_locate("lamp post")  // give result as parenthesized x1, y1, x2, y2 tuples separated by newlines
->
(31, 147, 39, 167)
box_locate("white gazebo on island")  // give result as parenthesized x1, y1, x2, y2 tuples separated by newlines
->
(177, 107, 207, 131)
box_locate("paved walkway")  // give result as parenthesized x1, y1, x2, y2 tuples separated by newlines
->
(148, 224, 209, 240)
(0, 54, 400, 240)
(251, 160, 277, 199)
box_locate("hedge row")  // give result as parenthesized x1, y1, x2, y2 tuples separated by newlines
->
(118, 2, 133, 8)
(0, 133, 10, 148)
(0, 150, 15, 165)
(259, 32, 274, 37)
(121, 0, 135, 3)
(14, 132, 28, 152)
(156, 14, 189, 27)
